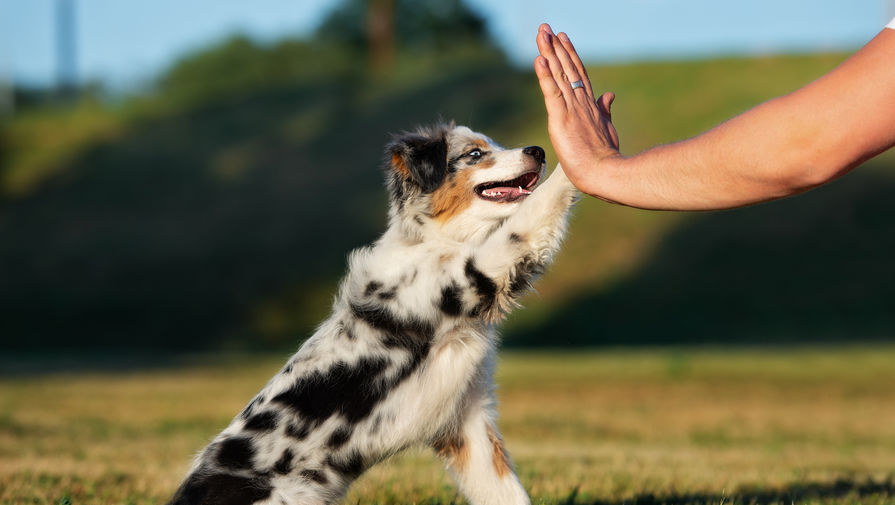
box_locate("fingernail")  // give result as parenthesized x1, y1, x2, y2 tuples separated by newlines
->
(545, 25, 555, 35)
(559, 32, 570, 42)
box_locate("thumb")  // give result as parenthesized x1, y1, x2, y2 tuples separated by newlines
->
(598, 92, 615, 119)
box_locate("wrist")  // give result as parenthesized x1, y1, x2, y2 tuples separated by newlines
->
(564, 149, 626, 203)
(589, 152, 629, 204)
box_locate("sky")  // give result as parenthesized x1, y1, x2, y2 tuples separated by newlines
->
(1, 0, 893, 89)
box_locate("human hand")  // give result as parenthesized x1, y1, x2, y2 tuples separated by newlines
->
(535, 24, 621, 197)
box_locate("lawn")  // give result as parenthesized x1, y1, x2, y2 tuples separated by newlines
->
(2, 347, 894, 504)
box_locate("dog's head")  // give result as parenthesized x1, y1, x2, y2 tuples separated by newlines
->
(385, 123, 545, 241)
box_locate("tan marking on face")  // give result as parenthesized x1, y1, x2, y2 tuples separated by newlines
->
(476, 156, 496, 169)
(438, 253, 454, 265)
(433, 434, 468, 471)
(430, 170, 476, 223)
(486, 424, 511, 478)
(391, 153, 409, 177)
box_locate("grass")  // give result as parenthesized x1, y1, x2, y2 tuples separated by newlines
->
(2, 347, 894, 504)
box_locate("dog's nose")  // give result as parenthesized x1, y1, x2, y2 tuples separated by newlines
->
(523, 146, 545, 164)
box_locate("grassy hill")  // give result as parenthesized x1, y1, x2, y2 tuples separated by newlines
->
(2, 46, 893, 350)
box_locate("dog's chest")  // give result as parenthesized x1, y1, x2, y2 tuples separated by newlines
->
(342, 329, 492, 457)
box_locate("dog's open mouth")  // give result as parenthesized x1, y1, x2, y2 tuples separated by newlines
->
(474, 171, 540, 203)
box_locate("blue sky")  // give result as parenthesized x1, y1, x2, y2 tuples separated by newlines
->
(1, 0, 893, 89)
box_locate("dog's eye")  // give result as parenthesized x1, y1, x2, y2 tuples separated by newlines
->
(466, 149, 483, 159)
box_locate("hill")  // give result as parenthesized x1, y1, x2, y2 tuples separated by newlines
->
(2, 45, 893, 350)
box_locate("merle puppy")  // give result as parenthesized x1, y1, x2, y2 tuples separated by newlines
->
(167, 124, 579, 505)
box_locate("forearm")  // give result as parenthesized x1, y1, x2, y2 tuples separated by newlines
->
(542, 26, 895, 211)
(587, 96, 829, 210)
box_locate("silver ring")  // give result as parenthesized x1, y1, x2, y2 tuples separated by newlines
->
(570, 80, 585, 90)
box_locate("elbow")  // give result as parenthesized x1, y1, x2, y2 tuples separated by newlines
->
(774, 164, 836, 195)
(760, 148, 852, 198)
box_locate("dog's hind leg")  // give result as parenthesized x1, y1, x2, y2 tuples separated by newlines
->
(433, 403, 530, 505)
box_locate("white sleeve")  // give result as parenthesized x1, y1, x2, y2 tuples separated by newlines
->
(888, 17, 895, 30)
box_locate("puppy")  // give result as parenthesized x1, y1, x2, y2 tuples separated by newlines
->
(167, 124, 578, 505)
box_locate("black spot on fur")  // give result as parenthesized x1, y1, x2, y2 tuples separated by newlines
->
(508, 233, 523, 244)
(285, 421, 310, 441)
(327, 426, 353, 448)
(272, 356, 389, 424)
(217, 437, 256, 471)
(380, 326, 432, 368)
(370, 413, 383, 434)
(378, 287, 397, 300)
(273, 449, 294, 475)
(239, 396, 262, 420)
(447, 155, 460, 173)
(299, 469, 328, 485)
(389, 174, 407, 210)
(413, 215, 425, 226)
(509, 258, 546, 298)
(508, 274, 530, 297)
(327, 451, 366, 478)
(243, 411, 277, 432)
(167, 473, 272, 505)
(351, 304, 434, 385)
(350, 303, 434, 340)
(364, 281, 383, 297)
(439, 283, 463, 316)
(273, 304, 434, 426)
(464, 258, 497, 315)
(283, 362, 293, 374)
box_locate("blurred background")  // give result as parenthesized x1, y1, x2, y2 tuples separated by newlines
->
(1, 0, 895, 354)
(4, 2, 895, 504)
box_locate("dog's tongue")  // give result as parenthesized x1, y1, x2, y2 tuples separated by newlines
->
(481, 186, 533, 200)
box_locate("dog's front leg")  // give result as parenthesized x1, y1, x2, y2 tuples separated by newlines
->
(433, 405, 530, 505)
(471, 164, 579, 316)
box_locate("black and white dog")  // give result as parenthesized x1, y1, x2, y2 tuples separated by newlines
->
(167, 124, 578, 505)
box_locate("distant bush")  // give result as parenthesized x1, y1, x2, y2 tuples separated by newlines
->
(157, 0, 506, 109)
(157, 37, 360, 107)
(316, 0, 496, 53)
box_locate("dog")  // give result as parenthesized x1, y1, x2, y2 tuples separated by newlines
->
(167, 123, 579, 505)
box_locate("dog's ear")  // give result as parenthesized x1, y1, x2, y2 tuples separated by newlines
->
(387, 132, 448, 193)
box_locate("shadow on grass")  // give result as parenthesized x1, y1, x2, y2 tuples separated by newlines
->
(553, 477, 894, 505)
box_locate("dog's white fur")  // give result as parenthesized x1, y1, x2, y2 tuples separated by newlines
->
(167, 125, 578, 505)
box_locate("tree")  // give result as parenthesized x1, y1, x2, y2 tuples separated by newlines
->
(316, 0, 498, 71)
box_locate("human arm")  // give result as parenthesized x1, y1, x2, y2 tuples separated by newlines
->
(534, 24, 895, 210)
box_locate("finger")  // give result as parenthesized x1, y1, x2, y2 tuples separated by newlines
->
(557, 32, 595, 101)
(537, 31, 576, 102)
(598, 92, 620, 148)
(550, 34, 586, 105)
(538, 23, 554, 36)
(598, 92, 615, 121)
(535, 55, 566, 114)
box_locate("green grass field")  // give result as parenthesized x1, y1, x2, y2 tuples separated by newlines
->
(3, 347, 894, 504)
